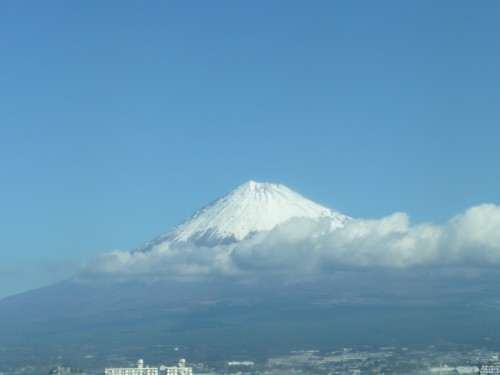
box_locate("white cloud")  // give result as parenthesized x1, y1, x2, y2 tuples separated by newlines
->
(80, 204, 500, 281)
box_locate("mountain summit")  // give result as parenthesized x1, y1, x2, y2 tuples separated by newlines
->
(137, 180, 350, 250)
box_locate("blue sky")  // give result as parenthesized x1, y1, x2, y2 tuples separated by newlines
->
(1, 1, 499, 298)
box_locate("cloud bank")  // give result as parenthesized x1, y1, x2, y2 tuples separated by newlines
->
(80, 204, 500, 281)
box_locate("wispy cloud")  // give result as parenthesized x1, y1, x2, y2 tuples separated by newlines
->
(79, 204, 500, 281)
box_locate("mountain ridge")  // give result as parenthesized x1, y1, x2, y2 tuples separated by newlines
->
(136, 180, 350, 251)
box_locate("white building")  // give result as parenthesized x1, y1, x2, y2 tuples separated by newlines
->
(481, 364, 500, 374)
(164, 359, 192, 375)
(456, 366, 480, 374)
(105, 359, 159, 375)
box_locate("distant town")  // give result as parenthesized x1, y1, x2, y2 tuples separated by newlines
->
(2, 346, 500, 375)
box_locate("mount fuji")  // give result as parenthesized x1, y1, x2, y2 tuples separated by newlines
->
(136, 180, 350, 251)
(1, 181, 500, 370)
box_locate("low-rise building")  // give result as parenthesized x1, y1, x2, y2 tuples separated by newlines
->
(164, 359, 192, 375)
(105, 359, 159, 375)
(481, 364, 500, 374)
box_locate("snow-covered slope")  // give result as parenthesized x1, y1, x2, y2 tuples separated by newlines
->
(137, 180, 350, 251)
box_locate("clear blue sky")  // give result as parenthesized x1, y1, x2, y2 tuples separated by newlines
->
(1, 1, 499, 298)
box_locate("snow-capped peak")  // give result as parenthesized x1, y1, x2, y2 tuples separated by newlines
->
(136, 181, 350, 251)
